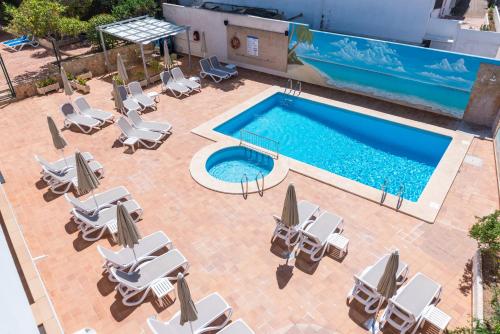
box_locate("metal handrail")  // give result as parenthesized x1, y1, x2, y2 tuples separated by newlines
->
(284, 79, 301, 96)
(240, 130, 279, 159)
(240, 174, 249, 199)
(380, 178, 388, 204)
(396, 184, 405, 210)
(255, 171, 264, 197)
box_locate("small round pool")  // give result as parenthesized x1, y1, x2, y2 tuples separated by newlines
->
(206, 146, 274, 183)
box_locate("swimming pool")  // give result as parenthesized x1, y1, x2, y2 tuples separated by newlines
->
(214, 92, 451, 202)
(206, 146, 274, 183)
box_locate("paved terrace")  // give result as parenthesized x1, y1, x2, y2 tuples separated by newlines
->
(0, 63, 497, 333)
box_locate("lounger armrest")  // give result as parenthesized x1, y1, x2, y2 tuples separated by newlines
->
(272, 214, 282, 224)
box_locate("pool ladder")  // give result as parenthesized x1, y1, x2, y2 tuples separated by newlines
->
(240, 172, 265, 199)
(284, 79, 302, 96)
(380, 178, 405, 210)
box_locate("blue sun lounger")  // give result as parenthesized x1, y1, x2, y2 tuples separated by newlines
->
(1, 35, 38, 51)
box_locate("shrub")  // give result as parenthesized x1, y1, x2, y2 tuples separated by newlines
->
(149, 59, 163, 74)
(36, 77, 58, 88)
(75, 76, 89, 85)
(111, 0, 157, 20)
(5, 0, 65, 37)
(470, 210, 500, 254)
(86, 14, 117, 49)
(112, 74, 124, 85)
(58, 17, 89, 38)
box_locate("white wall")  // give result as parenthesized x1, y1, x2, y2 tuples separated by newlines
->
(452, 28, 500, 58)
(163, 4, 289, 72)
(425, 17, 461, 41)
(177, 0, 435, 44)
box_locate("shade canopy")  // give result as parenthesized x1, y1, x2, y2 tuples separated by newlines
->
(281, 184, 299, 228)
(97, 16, 192, 82)
(61, 67, 73, 97)
(47, 116, 67, 150)
(75, 152, 100, 194)
(377, 250, 399, 299)
(177, 273, 198, 326)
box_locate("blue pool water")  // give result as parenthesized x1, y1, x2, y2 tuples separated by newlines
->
(206, 146, 274, 183)
(214, 93, 452, 201)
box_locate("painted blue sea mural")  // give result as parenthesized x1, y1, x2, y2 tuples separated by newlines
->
(287, 23, 500, 117)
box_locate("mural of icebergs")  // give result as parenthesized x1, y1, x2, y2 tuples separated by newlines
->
(287, 23, 500, 118)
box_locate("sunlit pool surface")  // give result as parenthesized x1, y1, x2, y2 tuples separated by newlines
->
(214, 93, 451, 201)
(206, 146, 274, 183)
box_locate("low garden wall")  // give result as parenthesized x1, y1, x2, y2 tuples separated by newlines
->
(13, 43, 150, 99)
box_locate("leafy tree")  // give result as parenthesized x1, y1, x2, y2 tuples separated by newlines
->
(56, 0, 93, 19)
(86, 14, 117, 49)
(111, 0, 157, 20)
(470, 210, 500, 254)
(287, 24, 313, 65)
(58, 17, 89, 38)
(4, 0, 65, 37)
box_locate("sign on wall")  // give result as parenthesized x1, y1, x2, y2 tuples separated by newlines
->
(247, 36, 259, 56)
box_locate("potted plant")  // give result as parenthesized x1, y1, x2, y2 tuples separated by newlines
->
(36, 77, 60, 95)
(148, 59, 163, 83)
(72, 76, 90, 93)
(78, 68, 93, 80)
(112, 74, 124, 86)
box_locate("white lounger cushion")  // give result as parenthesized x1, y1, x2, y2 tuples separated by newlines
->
(360, 254, 408, 289)
(36, 152, 94, 175)
(74, 97, 114, 123)
(73, 199, 142, 229)
(65, 186, 131, 215)
(128, 81, 156, 108)
(171, 67, 201, 91)
(117, 117, 164, 142)
(98, 231, 172, 269)
(127, 110, 172, 134)
(112, 249, 187, 290)
(301, 211, 343, 244)
(391, 272, 441, 317)
(147, 292, 232, 334)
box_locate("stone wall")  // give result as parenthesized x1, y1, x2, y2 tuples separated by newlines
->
(463, 63, 500, 130)
(13, 44, 150, 99)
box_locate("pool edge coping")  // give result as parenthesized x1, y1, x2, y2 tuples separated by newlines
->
(191, 86, 474, 223)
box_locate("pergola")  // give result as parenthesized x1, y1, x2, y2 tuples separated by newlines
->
(98, 16, 191, 82)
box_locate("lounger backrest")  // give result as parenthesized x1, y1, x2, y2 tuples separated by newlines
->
(34, 155, 57, 172)
(126, 110, 143, 127)
(160, 71, 171, 85)
(200, 58, 213, 72)
(74, 97, 91, 112)
(209, 56, 221, 68)
(116, 117, 135, 137)
(128, 81, 142, 96)
(148, 318, 176, 334)
(117, 85, 129, 101)
(170, 67, 184, 81)
(391, 272, 440, 318)
(64, 193, 83, 210)
(97, 245, 123, 266)
(60, 103, 76, 118)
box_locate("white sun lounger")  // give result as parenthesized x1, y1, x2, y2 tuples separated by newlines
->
(297, 211, 344, 261)
(128, 81, 157, 110)
(98, 231, 173, 280)
(272, 200, 320, 246)
(380, 273, 442, 334)
(209, 56, 238, 77)
(60, 103, 102, 133)
(73, 200, 143, 241)
(171, 67, 201, 92)
(35, 152, 94, 181)
(199, 58, 230, 83)
(64, 186, 131, 216)
(116, 117, 165, 151)
(44, 160, 104, 194)
(147, 292, 233, 333)
(111, 249, 190, 306)
(127, 110, 172, 134)
(117, 85, 142, 113)
(160, 71, 190, 97)
(347, 253, 409, 314)
(218, 319, 255, 334)
(74, 97, 114, 124)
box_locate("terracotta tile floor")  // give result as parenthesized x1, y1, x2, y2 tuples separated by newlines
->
(0, 65, 497, 333)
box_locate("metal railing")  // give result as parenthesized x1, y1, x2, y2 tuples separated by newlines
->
(240, 174, 249, 199)
(0, 54, 15, 100)
(380, 178, 388, 204)
(255, 171, 264, 197)
(396, 184, 405, 210)
(284, 79, 302, 96)
(239, 130, 279, 159)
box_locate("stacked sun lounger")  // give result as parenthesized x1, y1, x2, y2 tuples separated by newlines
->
(160, 68, 200, 98)
(35, 153, 104, 194)
(1, 34, 39, 51)
(116, 116, 171, 152)
(199, 56, 238, 82)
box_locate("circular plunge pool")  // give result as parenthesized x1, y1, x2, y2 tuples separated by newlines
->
(206, 146, 274, 183)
